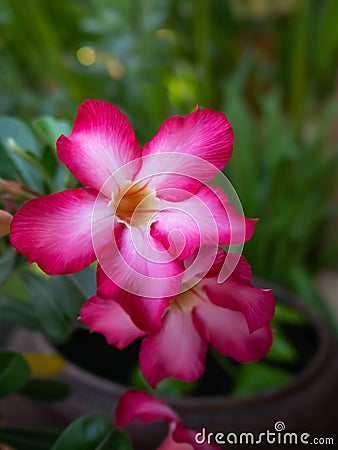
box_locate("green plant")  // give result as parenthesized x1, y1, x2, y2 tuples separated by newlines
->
(223, 65, 338, 325)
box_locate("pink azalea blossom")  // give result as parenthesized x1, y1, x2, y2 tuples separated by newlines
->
(80, 249, 275, 387)
(116, 390, 220, 449)
(10, 100, 254, 301)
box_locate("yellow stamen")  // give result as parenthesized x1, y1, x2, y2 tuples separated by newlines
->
(112, 182, 159, 227)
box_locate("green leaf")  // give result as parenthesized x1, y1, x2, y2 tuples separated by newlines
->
(98, 428, 132, 450)
(0, 271, 30, 301)
(0, 116, 43, 191)
(32, 116, 71, 148)
(68, 264, 97, 299)
(0, 117, 39, 160)
(130, 364, 152, 391)
(288, 264, 336, 328)
(273, 302, 307, 326)
(315, 0, 338, 76)
(224, 76, 258, 216)
(20, 272, 73, 342)
(131, 364, 197, 396)
(233, 362, 292, 396)
(20, 378, 70, 402)
(266, 331, 297, 363)
(0, 351, 30, 397)
(20, 271, 88, 343)
(211, 349, 239, 380)
(30, 117, 73, 192)
(0, 296, 41, 330)
(0, 247, 16, 287)
(0, 428, 60, 450)
(157, 377, 198, 396)
(51, 414, 116, 450)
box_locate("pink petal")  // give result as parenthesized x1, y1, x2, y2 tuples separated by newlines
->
(181, 245, 220, 290)
(96, 225, 183, 299)
(143, 108, 233, 171)
(158, 432, 193, 450)
(10, 188, 99, 275)
(173, 423, 220, 450)
(91, 196, 121, 259)
(203, 255, 275, 332)
(57, 100, 141, 193)
(151, 185, 255, 260)
(230, 254, 253, 282)
(204, 186, 256, 244)
(137, 108, 234, 199)
(111, 292, 168, 332)
(193, 301, 273, 362)
(96, 263, 121, 297)
(136, 154, 210, 202)
(96, 268, 169, 331)
(79, 295, 145, 349)
(116, 391, 219, 450)
(205, 280, 275, 333)
(140, 307, 207, 388)
(116, 390, 178, 427)
(205, 249, 252, 281)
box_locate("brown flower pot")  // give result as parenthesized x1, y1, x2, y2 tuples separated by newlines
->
(12, 282, 338, 449)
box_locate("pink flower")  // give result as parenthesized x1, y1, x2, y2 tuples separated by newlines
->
(80, 249, 275, 387)
(116, 390, 220, 449)
(10, 100, 254, 305)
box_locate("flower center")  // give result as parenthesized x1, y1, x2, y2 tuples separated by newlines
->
(171, 286, 204, 313)
(113, 181, 159, 227)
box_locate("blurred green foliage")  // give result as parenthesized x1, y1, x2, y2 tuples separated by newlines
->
(0, 412, 131, 450)
(1, 0, 337, 123)
(0, 0, 337, 319)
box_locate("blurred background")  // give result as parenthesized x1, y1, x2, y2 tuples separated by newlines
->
(1, 0, 337, 320)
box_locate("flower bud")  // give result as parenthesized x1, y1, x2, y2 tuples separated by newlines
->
(0, 210, 13, 237)
(0, 179, 24, 199)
